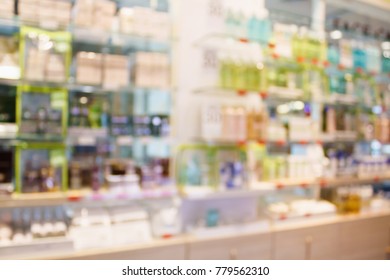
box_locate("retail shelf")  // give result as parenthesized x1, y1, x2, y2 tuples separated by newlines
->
(39, 235, 189, 260)
(193, 86, 305, 101)
(193, 32, 267, 49)
(267, 210, 337, 223)
(0, 188, 177, 209)
(72, 27, 171, 52)
(0, 17, 171, 51)
(315, 94, 358, 105)
(264, 178, 318, 190)
(0, 78, 171, 95)
(259, 175, 390, 189)
(326, 0, 390, 24)
(194, 138, 330, 148)
(67, 128, 109, 146)
(32, 207, 390, 260)
(115, 136, 173, 146)
(181, 186, 274, 201)
(0, 237, 74, 260)
(190, 220, 270, 239)
(318, 175, 390, 188)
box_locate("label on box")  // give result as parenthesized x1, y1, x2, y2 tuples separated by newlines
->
(50, 150, 65, 167)
(51, 91, 66, 109)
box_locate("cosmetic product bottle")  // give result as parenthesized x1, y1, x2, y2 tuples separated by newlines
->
(233, 52, 247, 91)
(259, 10, 271, 44)
(247, 12, 257, 42)
(186, 155, 201, 186)
(206, 209, 219, 228)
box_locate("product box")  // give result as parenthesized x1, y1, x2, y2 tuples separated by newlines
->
(288, 117, 314, 142)
(73, 0, 94, 28)
(19, 0, 71, 28)
(74, 0, 116, 31)
(45, 53, 67, 83)
(20, 27, 71, 83)
(103, 54, 129, 89)
(17, 86, 67, 140)
(0, 0, 15, 19)
(75, 52, 103, 85)
(133, 52, 170, 89)
(119, 8, 134, 35)
(18, 0, 39, 23)
(15, 142, 67, 193)
(93, 0, 116, 31)
(0, 36, 20, 80)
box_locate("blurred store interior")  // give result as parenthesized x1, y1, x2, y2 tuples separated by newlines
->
(1, 0, 390, 260)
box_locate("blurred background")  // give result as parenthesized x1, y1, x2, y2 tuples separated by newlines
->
(0, 0, 390, 260)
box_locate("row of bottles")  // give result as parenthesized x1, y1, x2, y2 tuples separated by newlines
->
(327, 19, 390, 73)
(224, 1, 272, 43)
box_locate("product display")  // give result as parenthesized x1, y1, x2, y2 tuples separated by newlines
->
(17, 143, 67, 193)
(74, 0, 116, 31)
(18, 87, 67, 139)
(0, 36, 20, 80)
(0, 206, 70, 246)
(21, 27, 71, 83)
(75, 52, 103, 86)
(0, 0, 14, 20)
(133, 52, 170, 89)
(119, 7, 170, 39)
(267, 199, 337, 220)
(19, 0, 72, 28)
(0, 0, 390, 261)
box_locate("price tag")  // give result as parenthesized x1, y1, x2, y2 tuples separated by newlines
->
(202, 49, 218, 71)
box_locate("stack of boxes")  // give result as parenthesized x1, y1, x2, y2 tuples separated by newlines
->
(19, 0, 72, 27)
(25, 48, 67, 82)
(76, 52, 129, 89)
(103, 54, 129, 89)
(134, 52, 170, 89)
(0, 36, 20, 80)
(74, 0, 116, 31)
(119, 7, 170, 39)
(0, 0, 14, 19)
(75, 52, 103, 86)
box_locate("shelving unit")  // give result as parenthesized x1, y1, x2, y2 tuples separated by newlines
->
(0, 0, 390, 260)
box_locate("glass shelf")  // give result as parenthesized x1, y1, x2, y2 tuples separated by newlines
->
(116, 136, 173, 146)
(0, 78, 171, 95)
(326, 0, 390, 24)
(0, 17, 172, 52)
(193, 32, 268, 50)
(193, 137, 359, 148)
(0, 187, 177, 209)
(193, 86, 306, 103)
